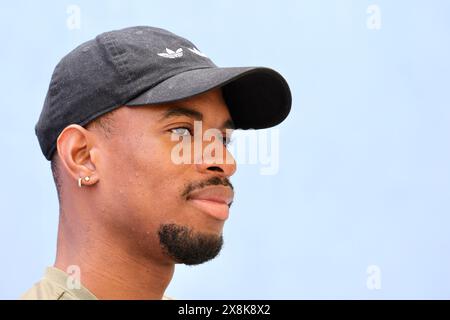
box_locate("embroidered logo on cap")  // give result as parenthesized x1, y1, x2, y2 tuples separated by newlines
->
(157, 48, 183, 58)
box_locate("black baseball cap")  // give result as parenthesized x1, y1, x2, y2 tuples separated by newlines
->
(35, 26, 292, 160)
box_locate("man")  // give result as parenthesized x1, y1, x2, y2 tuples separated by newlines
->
(22, 26, 291, 299)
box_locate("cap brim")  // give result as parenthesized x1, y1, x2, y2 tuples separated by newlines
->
(125, 67, 291, 129)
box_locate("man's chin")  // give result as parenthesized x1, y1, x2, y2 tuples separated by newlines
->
(158, 223, 223, 266)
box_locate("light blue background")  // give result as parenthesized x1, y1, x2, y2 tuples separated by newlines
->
(1, 0, 450, 299)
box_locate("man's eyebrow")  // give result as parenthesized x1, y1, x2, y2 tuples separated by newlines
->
(160, 106, 203, 121)
(160, 105, 235, 130)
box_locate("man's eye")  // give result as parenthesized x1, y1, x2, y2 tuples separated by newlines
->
(170, 127, 192, 136)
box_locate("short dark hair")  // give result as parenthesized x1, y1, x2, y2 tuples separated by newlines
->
(50, 109, 118, 203)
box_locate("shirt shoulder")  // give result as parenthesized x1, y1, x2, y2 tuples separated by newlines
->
(21, 266, 174, 300)
(20, 278, 76, 300)
(20, 267, 97, 300)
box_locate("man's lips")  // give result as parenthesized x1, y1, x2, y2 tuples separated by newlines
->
(186, 186, 234, 220)
(187, 185, 234, 206)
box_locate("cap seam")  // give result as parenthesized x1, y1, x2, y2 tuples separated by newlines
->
(100, 33, 133, 83)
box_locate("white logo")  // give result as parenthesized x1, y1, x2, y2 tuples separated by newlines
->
(188, 47, 208, 58)
(157, 48, 183, 59)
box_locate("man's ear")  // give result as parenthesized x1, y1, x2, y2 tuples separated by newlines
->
(56, 124, 100, 187)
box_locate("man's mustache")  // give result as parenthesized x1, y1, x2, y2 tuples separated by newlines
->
(182, 176, 234, 200)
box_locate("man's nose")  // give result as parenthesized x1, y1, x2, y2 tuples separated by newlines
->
(195, 143, 236, 178)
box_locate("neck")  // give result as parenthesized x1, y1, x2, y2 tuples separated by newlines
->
(54, 208, 175, 300)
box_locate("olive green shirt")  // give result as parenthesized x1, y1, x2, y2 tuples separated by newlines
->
(20, 267, 172, 300)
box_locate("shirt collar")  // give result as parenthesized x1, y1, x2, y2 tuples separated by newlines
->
(44, 266, 98, 300)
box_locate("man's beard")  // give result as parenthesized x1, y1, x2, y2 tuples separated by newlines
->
(158, 224, 223, 265)
(157, 176, 231, 265)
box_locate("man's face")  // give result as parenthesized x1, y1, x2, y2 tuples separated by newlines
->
(91, 87, 236, 265)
